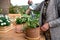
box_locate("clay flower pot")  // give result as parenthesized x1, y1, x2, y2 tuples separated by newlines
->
(25, 27, 40, 38)
(14, 24, 24, 33)
(14, 23, 27, 33)
(25, 27, 46, 40)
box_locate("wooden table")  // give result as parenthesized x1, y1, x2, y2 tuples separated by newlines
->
(0, 29, 27, 40)
(0, 29, 45, 40)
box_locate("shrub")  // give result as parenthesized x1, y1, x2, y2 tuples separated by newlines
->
(0, 15, 11, 27)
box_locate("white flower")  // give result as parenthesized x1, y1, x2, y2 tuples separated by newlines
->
(5, 15, 8, 19)
(3, 22, 6, 25)
(0, 15, 4, 17)
(8, 20, 10, 22)
(1, 23, 4, 26)
(1, 15, 4, 17)
(7, 20, 10, 22)
(15, 19, 16, 21)
(0, 20, 3, 22)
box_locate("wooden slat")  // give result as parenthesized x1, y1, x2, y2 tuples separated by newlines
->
(0, 24, 14, 33)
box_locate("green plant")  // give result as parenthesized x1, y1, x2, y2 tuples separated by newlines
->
(26, 18, 39, 28)
(9, 6, 20, 14)
(22, 14, 31, 18)
(16, 17, 27, 24)
(19, 6, 28, 14)
(0, 15, 11, 27)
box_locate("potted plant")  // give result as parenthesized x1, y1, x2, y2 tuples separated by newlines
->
(24, 17, 41, 40)
(0, 15, 13, 33)
(15, 17, 27, 33)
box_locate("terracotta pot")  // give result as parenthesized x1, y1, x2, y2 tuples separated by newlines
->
(14, 24, 24, 33)
(14, 23, 27, 33)
(25, 27, 40, 38)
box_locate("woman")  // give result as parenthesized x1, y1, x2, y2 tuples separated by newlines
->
(26, 0, 60, 40)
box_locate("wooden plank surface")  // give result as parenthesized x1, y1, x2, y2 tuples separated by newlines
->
(0, 24, 14, 33)
(0, 29, 27, 40)
(0, 29, 45, 40)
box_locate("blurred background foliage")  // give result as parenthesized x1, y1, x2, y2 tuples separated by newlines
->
(9, 4, 40, 19)
(9, 4, 28, 14)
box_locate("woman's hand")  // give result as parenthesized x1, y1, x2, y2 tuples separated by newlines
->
(41, 23, 49, 31)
